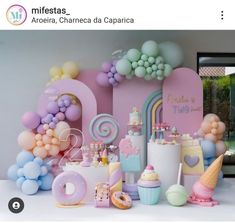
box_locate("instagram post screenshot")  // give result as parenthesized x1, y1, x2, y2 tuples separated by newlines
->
(0, 0, 235, 222)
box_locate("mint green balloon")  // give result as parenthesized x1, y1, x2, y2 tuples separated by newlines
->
(141, 40, 159, 57)
(152, 64, 157, 71)
(156, 70, 163, 76)
(116, 59, 132, 75)
(138, 60, 144, 66)
(144, 74, 152, 81)
(144, 61, 150, 68)
(146, 67, 152, 74)
(151, 71, 157, 78)
(158, 63, 164, 70)
(132, 61, 138, 69)
(157, 75, 164, 81)
(127, 49, 141, 62)
(135, 67, 146, 77)
(155, 56, 164, 65)
(164, 64, 173, 76)
(141, 54, 148, 61)
(148, 56, 155, 64)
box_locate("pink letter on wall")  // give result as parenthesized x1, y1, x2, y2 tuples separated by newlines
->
(163, 68, 203, 135)
(37, 79, 97, 143)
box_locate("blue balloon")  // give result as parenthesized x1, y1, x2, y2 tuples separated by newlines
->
(7, 164, 19, 181)
(17, 168, 24, 177)
(16, 177, 26, 188)
(207, 157, 216, 165)
(39, 173, 54, 190)
(16, 151, 34, 167)
(200, 140, 216, 159)
(21, 179, 39, 195)
(204, 159, 210, 166)
(34, 157, 43, 166)
(23, 161, 41, 180)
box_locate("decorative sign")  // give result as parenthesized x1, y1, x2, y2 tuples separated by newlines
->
(163, 68, 203, 135)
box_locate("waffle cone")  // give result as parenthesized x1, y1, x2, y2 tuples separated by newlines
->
(200, 155, 224, 190)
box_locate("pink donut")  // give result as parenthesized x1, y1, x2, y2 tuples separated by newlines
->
(52, 171, 87, 205)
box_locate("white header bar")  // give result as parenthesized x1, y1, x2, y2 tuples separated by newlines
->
(0, 0, 234, 30)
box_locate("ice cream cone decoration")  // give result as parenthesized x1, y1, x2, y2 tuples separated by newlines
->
(200, 155, 224, 190)
(101, 149, 108, 166)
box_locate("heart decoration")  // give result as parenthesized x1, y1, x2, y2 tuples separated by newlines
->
(184, 155, 199, 167)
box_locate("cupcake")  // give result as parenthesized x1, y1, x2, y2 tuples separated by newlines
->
(137, 165, 161, 205)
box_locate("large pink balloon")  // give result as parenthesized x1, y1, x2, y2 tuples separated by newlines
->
(18, 131, 36, 150)
(216, 140, 227, 156)
(201, 121, 211, 134)
(204, 133, 217, 143)
(217, 122, 226, 134)
(22, 112, 41, 130)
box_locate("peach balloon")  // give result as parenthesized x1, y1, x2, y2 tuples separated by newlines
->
(42, 135, 52, 144)
(48, 145, 60, 156)
(18, 131, 36, 150)
(217, 122, 226, 134)
(59, 139, 71, 151)
(211, 121, 218, 129)
(216, 140, 227, 156)
(204, 114, 220, 122)
(201, 121, 211, 134)
(204, 133, 217, 142)
(211, 128, 218, 135)
(33, 146, 47, 159)
(216, 133, 224, 140)
(54, 121, 71, 140)
(197, 128, 205, 137)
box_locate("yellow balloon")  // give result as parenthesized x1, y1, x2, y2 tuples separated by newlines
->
(49, 66, 63, 77)
(62, 61, 79, 78)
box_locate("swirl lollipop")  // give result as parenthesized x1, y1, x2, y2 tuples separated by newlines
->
(89, 114, 119, 144)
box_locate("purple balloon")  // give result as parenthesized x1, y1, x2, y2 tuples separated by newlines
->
(47, 101, 59, 115)
(63, 99, 71, 107)
(60, 107, 66, 113)
(107, 72, 113, 78)
(112, 60, 118, 66)
(37, 124, 46, 134)
(111, 66, 116, 74)
(114, 73, 124, 82)
(108, 77, 116, 85)
(65, 104, 82, 121)
(96, 72, 110, 87)
(49, 122, 56, 129)
(57, 99, 64, 108)
(102, 62, 112, 73)
(61, 95, 71, 101)
(52, 117, 59, 124)
(22, 112, 41, 129)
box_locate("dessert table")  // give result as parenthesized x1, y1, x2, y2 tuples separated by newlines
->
(0, 179, 235, 221)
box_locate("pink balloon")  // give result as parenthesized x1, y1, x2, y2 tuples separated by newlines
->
(70, 135, 82, 147)
(204, 133, 217, 142)
(216, 133, 224, 140)
(201, 121, 211, 134)
(37, 124, 46, 134)
(22, 112, 41, 130)
(197, 128, 205, 137)
(65, 104, 82, 122)
(18, 131, 36, 150)
(211, 121, 218, 129)
(96, 72, 110, 87)
(217, 122, 226, 134)
(216, 140, 227, 156)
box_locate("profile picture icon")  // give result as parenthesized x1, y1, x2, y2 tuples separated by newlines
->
(6, 4, 27, 25)
(8, 197, 24, 214)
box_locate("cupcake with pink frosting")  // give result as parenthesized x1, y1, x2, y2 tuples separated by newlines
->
(137, 165, 161, 205)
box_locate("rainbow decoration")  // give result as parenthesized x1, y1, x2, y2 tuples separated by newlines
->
(142, 89, 162, 145)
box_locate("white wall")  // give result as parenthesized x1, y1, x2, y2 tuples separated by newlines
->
(1, 30, 235, 179)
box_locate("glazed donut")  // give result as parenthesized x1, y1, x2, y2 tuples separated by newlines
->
(111, 191, 132, 209)
(52, 171, 87, 206)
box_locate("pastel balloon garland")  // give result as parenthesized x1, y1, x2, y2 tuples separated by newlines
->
(8, 71, 83, 195)
(96, 40, 183, 87)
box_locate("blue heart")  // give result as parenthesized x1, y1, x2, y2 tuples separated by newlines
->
(184, 155, 199, 167)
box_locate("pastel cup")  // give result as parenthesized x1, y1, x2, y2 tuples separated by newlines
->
(137, 180, 161, 205)
(166, 184, 188, 206)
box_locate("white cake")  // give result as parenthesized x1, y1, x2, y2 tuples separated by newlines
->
(129, 107, 142, 125)
(147, 142, 181, 199)
(63, 163, 109, 203)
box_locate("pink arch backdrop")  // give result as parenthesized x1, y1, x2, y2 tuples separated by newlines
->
(37, 79, 98, 143)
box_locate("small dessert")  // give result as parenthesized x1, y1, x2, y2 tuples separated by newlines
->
(95, 183, 110, 208)
(111, 191, 132, 209)
(137, 165, 161, 205)
(166, 185, 187, 206)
